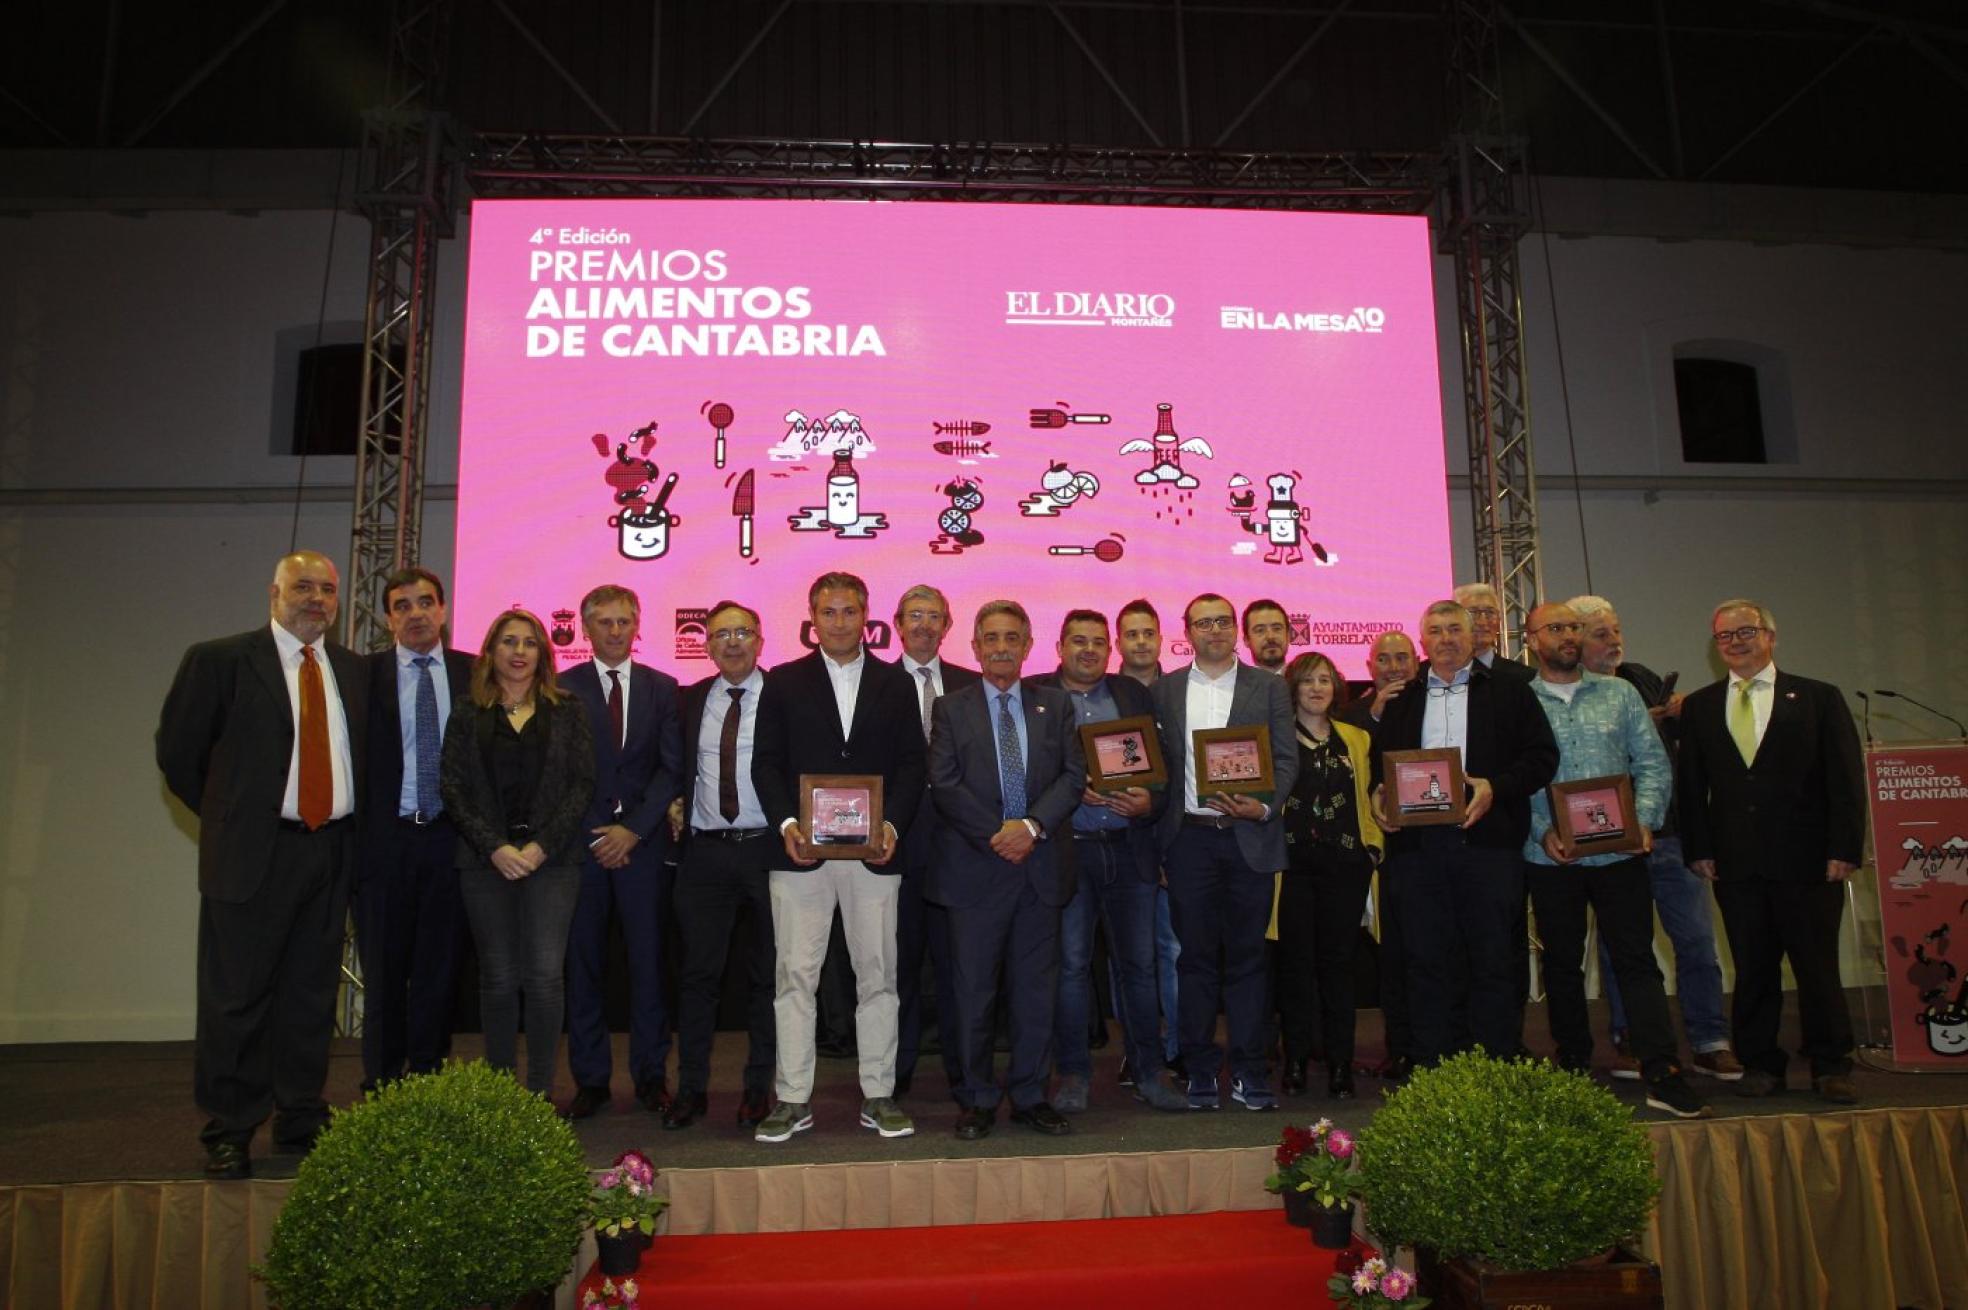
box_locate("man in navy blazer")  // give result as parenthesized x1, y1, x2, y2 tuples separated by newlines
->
(156, 550, 367, 1179)
(928, 599, 1087, 1139)
(560, 584, 685, 1119)
(1029, 609, 1184, 1113)
(1150, 594, 1298, 1111)
(356, 566, 474, 1091)
(1679, 598, 1865, 1103)
(749, 572, 927, 1144)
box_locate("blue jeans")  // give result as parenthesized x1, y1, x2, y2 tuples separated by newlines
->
(1596, 836, 1730, 1051)
(1165, 826, 1275, 1082)
(1052, 838, 1161, 1079)
(1111, 884, 1182, 1066)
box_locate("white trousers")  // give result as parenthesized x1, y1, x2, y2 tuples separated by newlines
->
(768, 859, 901, 1103)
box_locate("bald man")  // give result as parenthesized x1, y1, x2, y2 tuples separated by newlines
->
(158, 550, 368, 1179)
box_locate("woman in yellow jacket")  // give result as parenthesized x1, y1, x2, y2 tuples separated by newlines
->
(1276, 651, 1384, 1099)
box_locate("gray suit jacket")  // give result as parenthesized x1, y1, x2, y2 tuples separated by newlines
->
(1150, 660, 1297, 871)
(925, 679, 1086, 908)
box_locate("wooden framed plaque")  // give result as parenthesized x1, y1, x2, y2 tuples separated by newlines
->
(798, 774, 885, 860)
(1382, 748, 1467, 826)
(1192, 724, 1275, 802)
(1548, 774, 1644, 856)
(1080, 715, 1167, 793)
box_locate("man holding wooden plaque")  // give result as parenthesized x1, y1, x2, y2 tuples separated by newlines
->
(1151, 594, 1298, 1111)
(1521, 603, 1710, 1119)
(1370, 599, 1557, 1071)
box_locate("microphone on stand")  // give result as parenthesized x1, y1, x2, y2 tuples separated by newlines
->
(1855, 690, 1874, 744)
(1875, 689, 1968, 739)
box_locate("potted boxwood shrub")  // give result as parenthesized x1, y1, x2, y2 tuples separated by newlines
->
(1357, 1051, 1665, 1309)
(257, 1061, 590, 1310)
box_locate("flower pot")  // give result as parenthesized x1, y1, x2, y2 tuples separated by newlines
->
(1281, 1188, 1316, 1228)
(1418, 1246, 1662, 1309)
(1310, 1201, 1355, 1250)
(594, 1228, 652, 1277)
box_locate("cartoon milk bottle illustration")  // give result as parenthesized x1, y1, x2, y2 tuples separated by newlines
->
(826, 447, 860, 528)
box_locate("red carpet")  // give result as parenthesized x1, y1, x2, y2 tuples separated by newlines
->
(580, 1209, 1353, 1308)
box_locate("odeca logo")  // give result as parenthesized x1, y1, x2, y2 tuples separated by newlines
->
(1219, 305, 1386, 334)
(528, 226, 632, 245)
(1005, 291, 1175, 328)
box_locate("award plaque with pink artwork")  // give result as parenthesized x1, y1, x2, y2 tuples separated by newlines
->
(1549, 774, 1644, 855)
(1381, 748, 1468, 826)
(1192, 725, 1276, 803)
(1080, 715, 1167, 793)
(798, 774, 885, 860)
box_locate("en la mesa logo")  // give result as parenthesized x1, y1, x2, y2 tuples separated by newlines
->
(1219, 306, 1387, 333)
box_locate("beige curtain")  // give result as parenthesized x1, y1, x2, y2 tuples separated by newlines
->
(7, 1113, 1964, 1310)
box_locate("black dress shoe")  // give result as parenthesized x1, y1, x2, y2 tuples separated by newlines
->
(1009, 1101, 1072, 1136)
(1328, 1067, 1356, 1100)
(736, 1089, 771, 1128)
(637, 1080, 672, 1114)
(1281, 1058, 1308, 1096)
(1374, 1054, 1412, 1082)
(954, 1106, 996, 1140)
(662, 1092, 708, 1129)
(561, 1085, 612, 1120)
(203, 1141, 251, 1180)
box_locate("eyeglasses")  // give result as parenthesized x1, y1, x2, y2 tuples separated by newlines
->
(1712, 626, 1768, 645)
(709, 627, 757, 643)
(901, 609, 945, 625)
(1189, 616, 1236, 632)
(1426, 683, 1469, 699)
(1536, 621, 1582, 636)
(1464, 606, 1500, 620)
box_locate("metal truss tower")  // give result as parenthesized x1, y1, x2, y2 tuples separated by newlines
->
(346, 2, 458, 655)
(1442, 0, 1540, 657)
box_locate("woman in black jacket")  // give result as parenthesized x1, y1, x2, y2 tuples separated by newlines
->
(440, 608, 595, 1097)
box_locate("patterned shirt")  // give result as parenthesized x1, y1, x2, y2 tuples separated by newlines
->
(1525, 671, 1672, 867)
(1281, 726, 1362, 868)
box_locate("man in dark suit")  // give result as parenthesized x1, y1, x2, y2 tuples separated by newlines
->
(892, 583, 982, 1098)
(929, 600, 1087, 1138)
(1150, 594, 1298, 1111)
(1370, 599, 1558, 1070)
(1032, 609, 1185, 1113)
(560, 584, 685, 1119)
(1680, 598, 1865, 1103)
(663, 600, 776, 1130)
(751, 571, 927, 1143)
(356, 566, 473, 1092)
(156, 549, 367, 1179)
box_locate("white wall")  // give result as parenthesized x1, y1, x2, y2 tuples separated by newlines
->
(1, 204, 1963, 1040)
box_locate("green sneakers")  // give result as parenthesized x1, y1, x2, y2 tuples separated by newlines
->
(858, 1096, 916, 1138)
(754, 1101, 813, 1143)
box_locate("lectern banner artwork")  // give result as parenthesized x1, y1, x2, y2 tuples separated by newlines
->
(1866, 742, 1968, 1068)
(454, 199, 1453, 675)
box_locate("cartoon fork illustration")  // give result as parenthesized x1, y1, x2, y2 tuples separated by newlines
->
(1029, 405, 1113, 429)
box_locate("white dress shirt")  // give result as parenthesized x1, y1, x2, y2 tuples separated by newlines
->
(823, 648, 864, 739)
(270, 620, 354, 822)
(1183, 661, 1238, 815)
(692, 667, 767, 831)
(1422, 661, 1474, 769)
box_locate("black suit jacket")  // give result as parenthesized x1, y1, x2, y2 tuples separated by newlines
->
(438, 696, 596, 869)
(1370, 658, 1559, 852)
(926, 679, 1086, 908)
(562, 660, 684, 868)
(1678, 669, 1865, 880)
(1026, 669, 1166, 881)
(358, 645, 473, 879)
(1150, 661, 1299, 870)
(899, 658, 983, 868)
(752, 649, 928, 870)
(157, 625, 369, 903)
(1480, 651, 1537, 684)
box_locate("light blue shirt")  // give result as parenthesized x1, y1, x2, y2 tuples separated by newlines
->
(1066, 677, 1129, 832)
(1525, 671, 1672, 867)
(395, 643, 452, 818)
(1421, 661, 1473, 767)
(691, 668, 767, 831)
(986, 679, 1029, 792)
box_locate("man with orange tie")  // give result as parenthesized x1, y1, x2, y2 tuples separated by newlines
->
(157, 550, 367, 1180)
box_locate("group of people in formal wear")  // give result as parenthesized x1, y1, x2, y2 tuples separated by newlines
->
(156, 552, 1866, 1176)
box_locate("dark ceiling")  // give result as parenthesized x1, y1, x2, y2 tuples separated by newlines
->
(4, 0, 1964, 193)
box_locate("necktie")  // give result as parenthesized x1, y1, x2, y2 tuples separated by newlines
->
(997, 693, 1027, 819)
(412, 655, 440, 817)
(298, 646, 332, 829)
(720, 687, 744, 822)
(918, 666, 936, 741)
(1729, 680, 1759, 766)
(607, 669, 625, 749)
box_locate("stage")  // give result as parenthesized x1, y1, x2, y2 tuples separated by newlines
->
(4, 1002, 1966, 1309)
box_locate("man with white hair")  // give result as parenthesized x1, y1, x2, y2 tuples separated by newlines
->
(1679, 599, 1865, 1103)
(1453, 581, 1534, 684)
(1569, 595, 1741, 1082)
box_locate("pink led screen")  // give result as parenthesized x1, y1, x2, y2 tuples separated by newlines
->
(455, 199, 1451, 673)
